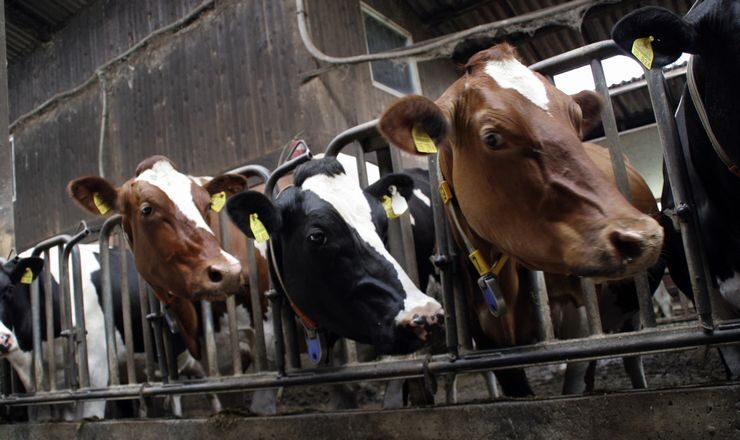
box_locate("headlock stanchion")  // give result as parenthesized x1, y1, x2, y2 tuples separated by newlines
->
(3, 39, 740, 419)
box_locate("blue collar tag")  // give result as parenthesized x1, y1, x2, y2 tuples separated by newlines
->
(478, 274, 507, 318)
(305, 328, 327, 365)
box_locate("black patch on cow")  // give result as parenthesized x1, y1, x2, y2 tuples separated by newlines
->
(293, 158, 346, 187)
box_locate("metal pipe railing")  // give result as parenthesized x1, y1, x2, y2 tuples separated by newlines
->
(62, 224, 91, 389)
(99, 215, 122, 386)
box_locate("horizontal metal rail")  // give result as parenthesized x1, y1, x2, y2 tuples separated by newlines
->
(2, 322, 739, 407)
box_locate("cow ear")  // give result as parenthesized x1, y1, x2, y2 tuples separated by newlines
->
(571, 90, 603, 140)
(9, 257, 44, 285)
(67, 176, 119, 216)
(612, 6, 699, 68)
(204, 174, 248, 197)
(364, 173, 414, 202)
(226, 191, 283, 240)
(378, 96, 449, 156)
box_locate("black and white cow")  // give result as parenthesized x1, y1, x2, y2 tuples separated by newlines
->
(612, 1, 740, 375)
(226, 157, 444, 355)
(0, 244, 142, 420)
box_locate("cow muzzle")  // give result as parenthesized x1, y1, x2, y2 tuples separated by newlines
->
(192, 259, 243, 302)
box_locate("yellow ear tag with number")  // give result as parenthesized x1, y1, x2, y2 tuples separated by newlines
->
(210, 191, 226, 213)
(412, 126, 438, 154)
(249, 213, 270, 243)
(20, 267, 34, 285)
(382, 196, 399, 219)
(631, 36, 655, 69)
(93, 192, 110, 215)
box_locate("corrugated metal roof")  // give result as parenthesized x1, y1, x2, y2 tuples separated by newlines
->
(4, 0, 92, 63)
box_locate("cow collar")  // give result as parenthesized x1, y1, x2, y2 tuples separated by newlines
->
(265, 200, 327, 365)
(435, 157, 508, 317)
(686, 55, 740, 178)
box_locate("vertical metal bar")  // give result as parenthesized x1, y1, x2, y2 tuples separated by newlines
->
(354, 143, 370, 188)
(59, 244, 76, 389)
(592, 59, 656, 329)
(43, 249, 56, 391)
(581, 278, 603, 335)
(530, 270, 555, 341)
(218, 213, 243, 375)
(450, 231, 472, 351)
(427, 154, 458, 357)
(644, 69, 714, 331)
(118, 230, 137, 383)
(200, 301, 219, 377)
(30, 273, 43, 391)
(69, 245, 90, 388)
(268, 291, 286, 376)
(283, 304, 301, 369)
(99, 218, 120, 386)
(246, 240, 267, 372)
(377, 149, 408, 273)
(138, 276, 156, 382)
(0, 0, 15, 256)
(145, 282, 169, 383)
(390, 146, 421, 286)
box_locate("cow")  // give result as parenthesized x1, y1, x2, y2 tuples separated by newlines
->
(0, 245, 143, 420)
(226, 156, 445, 355)
(378, 42, 664, 396)
(612, 1, 740, 376)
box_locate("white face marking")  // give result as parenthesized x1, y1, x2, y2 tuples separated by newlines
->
(484, 58, 549, 112)
(718, 273, 740, 311)
(136, 160, 213, 233)
(300, 172, 442, 324)
(412, 188, 431, 207)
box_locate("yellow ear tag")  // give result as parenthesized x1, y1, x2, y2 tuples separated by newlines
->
(249, 213, 270, 243)
(210, 191, 226, 213)
(20, 267, 34, 285)
(382, 196, 399, 219)
(412, 126, 438, 154)
(93, 192, 110, 215)
(631, 36, 655, 69)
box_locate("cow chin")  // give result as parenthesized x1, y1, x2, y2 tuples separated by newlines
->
(191, 289, 231, 302)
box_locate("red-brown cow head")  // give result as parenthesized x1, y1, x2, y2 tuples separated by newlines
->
(68, 156, 248, 303)
(379, 43, 663, 280)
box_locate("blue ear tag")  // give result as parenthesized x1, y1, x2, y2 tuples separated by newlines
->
(305, 328, 327, 365)
(478, 274, 507, 318)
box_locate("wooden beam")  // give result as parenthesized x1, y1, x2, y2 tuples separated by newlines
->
(0, 0, 16, 256)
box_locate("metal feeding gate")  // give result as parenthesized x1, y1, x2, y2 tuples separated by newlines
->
(1, 40, 739, 418)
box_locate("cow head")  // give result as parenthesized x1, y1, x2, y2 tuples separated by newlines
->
(68, 156, 248, 303)
(0, 257, 44, 354)
(226, 157, 444, 355)
(379, 43, 663, 280)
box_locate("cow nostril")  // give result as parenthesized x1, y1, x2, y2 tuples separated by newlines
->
(207, 267, 224, 284)
(609, 229, 643, 262)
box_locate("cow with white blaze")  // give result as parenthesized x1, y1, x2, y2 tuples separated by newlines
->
(226, 157, 444, 355)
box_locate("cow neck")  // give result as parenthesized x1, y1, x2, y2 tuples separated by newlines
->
(435, 154, 509, 279)
(267, 186, 319, 332)
(687, 55, 740, 178)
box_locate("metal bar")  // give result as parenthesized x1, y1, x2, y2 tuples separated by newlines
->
(282, 303, 301, 369)
(581, 278, 603, 335)
(99, 215, 121, 386)
(325, 119, 380, 157)
(354, 143, 369, 188)
(265, 151, 312, 198)
(529, 40, 619, 76)
(268, 291, 286, 376)
(159, 302, 177, 383)
(65, 229, 91, 388)
(530, 270, 555, 341)
(377, 149, 408, 278)
(145, 283, 169, 383)
(450, 231, 472, 351)
(42, 249, 56, 391)
(4, 324, 740, 406)
(389, 146, 420, 286)
(427, 154, 458, 357)
(636, 273, 657, 328)
(217, 213, 243, 376)
(246, 240, 268, 372)
(644, 69, 714, 331)
(200, 301, 219, 378)
(29, 270, 43, 391)
(118, 230, 137, 384)
(138, 275, 156, 382)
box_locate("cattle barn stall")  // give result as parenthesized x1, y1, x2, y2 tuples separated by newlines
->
(2, 0, 740, 438)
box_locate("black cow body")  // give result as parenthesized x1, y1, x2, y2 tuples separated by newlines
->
(613, 1, 740, 373)
(227, 157, 444, 355)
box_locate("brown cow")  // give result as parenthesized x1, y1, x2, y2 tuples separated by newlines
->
(68, 156, 251, 359)
(379, 43, 664, 395)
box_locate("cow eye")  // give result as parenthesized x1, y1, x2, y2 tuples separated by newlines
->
(140, 203, 153, 217)
(482, 131, 502, 149)
(307, 231, 326, 246)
